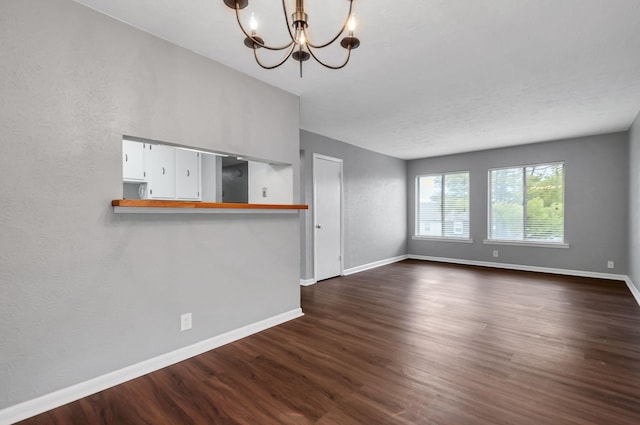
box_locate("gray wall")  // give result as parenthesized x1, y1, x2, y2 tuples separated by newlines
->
(299, 130, 407, 280)
(0, 0, 300, 409)
(630, 113, 640, 287)
(408, 133, 629, 274)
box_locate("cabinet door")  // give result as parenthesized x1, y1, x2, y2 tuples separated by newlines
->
(146, 144, 175, 199)
(175, 148, 201, 200)
(122, 140, 145, 182)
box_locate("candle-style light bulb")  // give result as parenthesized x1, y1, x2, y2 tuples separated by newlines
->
(249, 12, 258, 32)
(347, 14, 357, 32)
(298, 30, 306, 45)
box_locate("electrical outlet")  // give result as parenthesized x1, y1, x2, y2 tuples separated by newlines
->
(493, 250, 499, 258)
(180, 313, 192, 331)
(607, 261, 614, 269)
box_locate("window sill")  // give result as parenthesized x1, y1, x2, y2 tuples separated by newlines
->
(483, 239, 570, 249)
(412, 236, 474, 243)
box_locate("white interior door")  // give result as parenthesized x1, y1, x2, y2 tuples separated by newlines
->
(313, 154, 343, 281)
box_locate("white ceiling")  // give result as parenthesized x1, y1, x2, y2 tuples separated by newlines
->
(74, 0, 640, 160)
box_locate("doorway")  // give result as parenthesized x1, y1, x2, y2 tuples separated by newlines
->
(313, 154, 343, 281)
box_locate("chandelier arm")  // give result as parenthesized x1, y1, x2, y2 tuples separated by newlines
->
(306, 44, 353, 70)
(305, 0, 354, 49)
(252, 43, 297, 69)
(235, 5, 294, 51)
(281, 0, 296, 43)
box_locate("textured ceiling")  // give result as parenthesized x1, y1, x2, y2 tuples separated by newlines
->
(74, 0, 640, 159)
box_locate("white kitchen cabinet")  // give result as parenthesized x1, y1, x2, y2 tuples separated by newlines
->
(175, 148, 201, 200)
(145, 144, 175, 199)
(122, 139, 146, 182)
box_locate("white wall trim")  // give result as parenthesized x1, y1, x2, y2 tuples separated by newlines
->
(408, 255, 628, 282)
(625, 277, 640, 306)
(482, 239, 570, 249)
(343, 255, 409, 276)
(0, 308, 303, 425)
(412, 236, 474, 243)
(300, 278, 317, 286)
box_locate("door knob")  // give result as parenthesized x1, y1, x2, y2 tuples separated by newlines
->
(315, 224, 322, 229)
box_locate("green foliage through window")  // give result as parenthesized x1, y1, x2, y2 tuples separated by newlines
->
(489, 163, 564, 242)
(416, 172, 470, 238)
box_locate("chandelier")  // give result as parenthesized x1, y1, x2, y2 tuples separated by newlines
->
(222, 0, 360, 77)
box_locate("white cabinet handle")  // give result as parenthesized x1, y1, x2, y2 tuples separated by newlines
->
(162, 167, 165, 175)
(125, 154, 128, 162)
(315, 224, 322, 229)
(187, 169, 190, 177)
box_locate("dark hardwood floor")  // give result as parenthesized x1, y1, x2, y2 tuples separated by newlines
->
(17, 260, 640, 424)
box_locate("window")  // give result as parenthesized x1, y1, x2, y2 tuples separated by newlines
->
(416, 172, 470, 239)
(488, 162, 564, 243)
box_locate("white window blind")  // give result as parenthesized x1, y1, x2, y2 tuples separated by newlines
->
(489, 162, 564, 242)
(416, 172, 469, 239)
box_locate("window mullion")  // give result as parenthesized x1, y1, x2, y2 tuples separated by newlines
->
(522, 167, 527, 241)
(488, 171, 493, 240)
(415, 177, 420, 235)
(441, 174, 445, 236)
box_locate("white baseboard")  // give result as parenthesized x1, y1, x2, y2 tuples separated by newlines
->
(0, 308, 304, 425)
(625, 277, 640, 306)
(409, 255, 640, 306)
(408, 255, 628, 282)
(343, 255, 409, 276)
(300, 278, 316, 286)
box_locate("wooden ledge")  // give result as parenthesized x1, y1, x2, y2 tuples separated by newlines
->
(112, 199, 308, 210)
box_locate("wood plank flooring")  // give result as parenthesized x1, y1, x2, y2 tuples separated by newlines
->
(17, 260, 640, 424)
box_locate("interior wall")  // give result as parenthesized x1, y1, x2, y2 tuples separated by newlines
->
(0, 0, 300, 409)
(299, 130, 407, 280)
(630, 112, 640, 287)
(247, 162, 294, 204)
(408, 132, 629, 274)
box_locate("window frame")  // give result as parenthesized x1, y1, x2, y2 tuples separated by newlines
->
(414, 170, 472, 242)
(485, 161, 568, 248)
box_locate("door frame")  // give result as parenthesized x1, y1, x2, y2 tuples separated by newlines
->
(312, 153, 344, 282)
